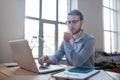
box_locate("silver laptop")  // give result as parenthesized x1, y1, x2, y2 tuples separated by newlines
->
(8, 39, 65, 73)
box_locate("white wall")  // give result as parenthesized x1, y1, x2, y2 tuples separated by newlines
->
(0, 0, 25, 63)
(72, 0, 103, 50)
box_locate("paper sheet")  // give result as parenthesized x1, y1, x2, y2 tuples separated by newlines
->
(88, 70, 116, 80)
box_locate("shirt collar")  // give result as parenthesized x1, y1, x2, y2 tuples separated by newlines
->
(70, 29, 87, 42)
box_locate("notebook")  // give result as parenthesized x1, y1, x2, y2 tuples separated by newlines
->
(8, 39, 65, 73)
(52, 67, 100, 80)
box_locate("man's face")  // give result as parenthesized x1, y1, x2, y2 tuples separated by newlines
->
(67, 15, 83, 35)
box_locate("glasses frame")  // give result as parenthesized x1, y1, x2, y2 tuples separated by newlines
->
(66, 20, 80, 24)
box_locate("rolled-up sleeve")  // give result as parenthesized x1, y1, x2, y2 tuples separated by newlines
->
(50, 42, 65, 64)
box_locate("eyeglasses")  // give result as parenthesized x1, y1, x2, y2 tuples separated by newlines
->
(66, 20, 80, 24)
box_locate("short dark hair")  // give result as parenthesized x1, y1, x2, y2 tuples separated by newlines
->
(68, 9, 84, 21)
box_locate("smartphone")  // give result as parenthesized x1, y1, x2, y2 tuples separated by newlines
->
(68, 66, 94, 73)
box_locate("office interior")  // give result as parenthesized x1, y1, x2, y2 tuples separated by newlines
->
(0, 0, 120, 72)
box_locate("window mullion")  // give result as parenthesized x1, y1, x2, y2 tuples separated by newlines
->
(55, 0, 58, 50)
(39, 0, 43, 57)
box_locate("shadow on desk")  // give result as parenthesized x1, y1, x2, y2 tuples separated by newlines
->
(4, 75, 52, 80)
(0, 65, 13, 80)
(0, 65, 52, 80)
(10, 67, 38, 75)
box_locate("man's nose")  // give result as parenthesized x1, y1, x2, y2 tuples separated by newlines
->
(69, 23, 74, 28)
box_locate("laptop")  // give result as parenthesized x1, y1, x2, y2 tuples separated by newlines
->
(8, 39, 65, 73)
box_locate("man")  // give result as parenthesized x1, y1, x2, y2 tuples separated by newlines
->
(38, 9, 95, 67)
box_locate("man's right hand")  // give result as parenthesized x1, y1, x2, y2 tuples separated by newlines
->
(64, 31, 73, 43)
(38, 55, 52, 67)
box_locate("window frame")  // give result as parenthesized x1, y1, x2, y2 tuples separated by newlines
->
(103, 0, 119, 54)
(25, 0, 71, 58)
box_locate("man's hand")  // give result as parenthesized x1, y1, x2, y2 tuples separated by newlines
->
(64, 31, 73, 43)
(38, 55, 52, 67)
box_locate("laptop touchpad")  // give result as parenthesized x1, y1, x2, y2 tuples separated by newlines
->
(39, 66, 49, 70)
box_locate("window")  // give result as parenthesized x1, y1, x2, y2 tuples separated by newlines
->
(25, 0, 71, 58)
(103, 0, 119, 54)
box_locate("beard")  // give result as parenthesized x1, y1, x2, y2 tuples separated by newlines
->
(70, 28, 81, 35)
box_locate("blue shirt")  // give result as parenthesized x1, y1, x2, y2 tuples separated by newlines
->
(50, 30, 95, 67)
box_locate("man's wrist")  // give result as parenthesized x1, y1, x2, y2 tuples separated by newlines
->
(47, 59, 53, 64)
(64, 40, 69, 43)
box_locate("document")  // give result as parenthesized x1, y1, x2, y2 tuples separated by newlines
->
(88, 70, 116, 80)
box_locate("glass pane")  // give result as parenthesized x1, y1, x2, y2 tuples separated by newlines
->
(58, 0, 67, 22)
(25, 0, 39, 18)
(103, 8, 110, 30)
(25, 19, 39, 58)
(110, 0, 117, 10)
(58, 24, 68, 47)
(104, 31, 111, 53)
(118, 33, 120, 53)
(111, 10, 117, 31)
(111, 32, 117, 53)
(43, 23, 55, 56)
(103, 0, 110, 7)
(42, 0, 56, 20)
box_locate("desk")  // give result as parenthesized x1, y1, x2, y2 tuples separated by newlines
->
(105, 67, 120, 73)
(0, 63, 120, 80)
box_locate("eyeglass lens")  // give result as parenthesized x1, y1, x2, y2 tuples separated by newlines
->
(67, 20, 80, 24)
